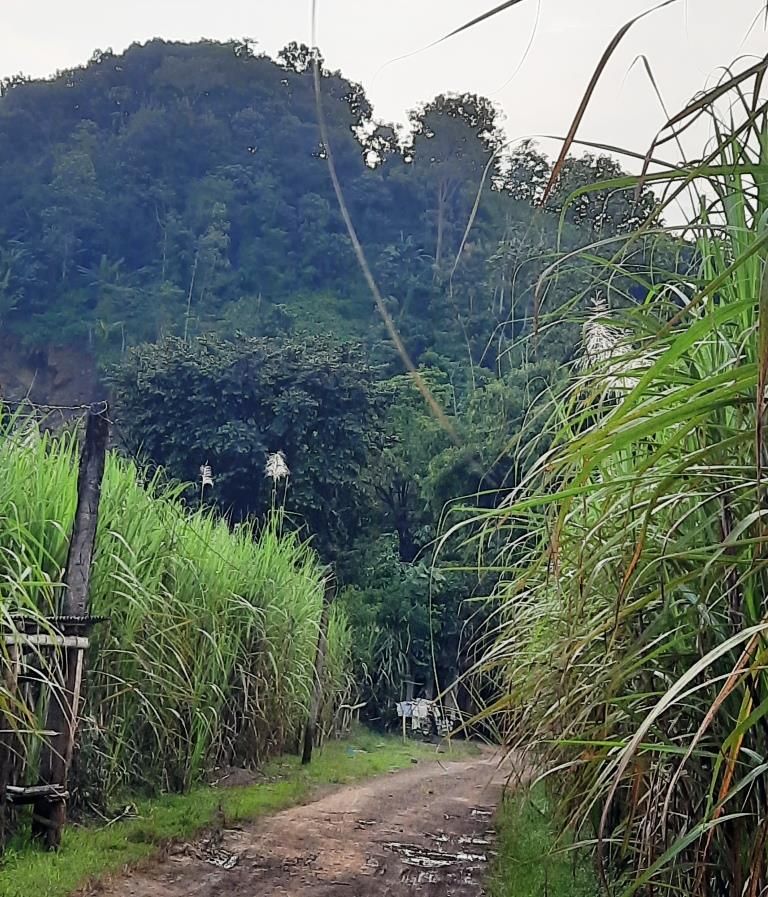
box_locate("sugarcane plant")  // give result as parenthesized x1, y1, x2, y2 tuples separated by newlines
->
(0, 408, 353, 836)
(467, 57, 768, 896)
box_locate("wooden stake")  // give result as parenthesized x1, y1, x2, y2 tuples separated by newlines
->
(32, 403, 109, 849)
(301, 574, 335, 766)
(0, 643, 22, 850)
(59, 403, 110, 619)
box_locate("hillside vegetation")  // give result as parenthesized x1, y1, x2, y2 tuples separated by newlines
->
(0, 38, 664, 362)
(3, 9, 768, 896)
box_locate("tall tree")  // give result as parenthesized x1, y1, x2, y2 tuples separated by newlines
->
(406, 93, 503, 274)
(109, 333, 384, 559)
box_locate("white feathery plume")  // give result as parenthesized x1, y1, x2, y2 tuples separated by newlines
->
(265, 450, 290, 481)
(581, 296, 639, 393)
(581, 295, 619, 367)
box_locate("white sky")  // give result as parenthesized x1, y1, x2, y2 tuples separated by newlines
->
(0, 1, 766, 166)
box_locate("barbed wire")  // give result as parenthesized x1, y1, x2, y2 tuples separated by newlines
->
(2, 398, 96, 413)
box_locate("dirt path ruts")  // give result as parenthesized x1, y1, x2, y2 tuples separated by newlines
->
(92, 752, 511, 896)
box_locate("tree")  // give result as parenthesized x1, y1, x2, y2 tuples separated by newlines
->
(365, 371, 454, 562)
(109, 333, 384, 558)
(500, 144, 658, 236)
(231, 37, 257, 59)
(338, 363, 555, 721)
(0, 243, 32, 328)
(406, 93, 502, 273)
(277, 42, 318, 74)
(547, 152, 657, 235)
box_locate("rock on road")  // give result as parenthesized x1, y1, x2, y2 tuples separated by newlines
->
(93, 751, 511, 897)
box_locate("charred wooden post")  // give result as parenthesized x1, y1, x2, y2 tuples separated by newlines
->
(32, 403, 109, 849)
(301, 573, 336, 766)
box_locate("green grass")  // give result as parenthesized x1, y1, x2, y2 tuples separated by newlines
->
(489, 783, 599, 897)
(0, 731, 452, 897)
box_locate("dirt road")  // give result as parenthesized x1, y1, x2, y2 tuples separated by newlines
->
(93, 752, 511, 897)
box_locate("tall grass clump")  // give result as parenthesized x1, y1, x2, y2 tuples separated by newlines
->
(471, 59, 768, 895)
(0, 414, 351, 807)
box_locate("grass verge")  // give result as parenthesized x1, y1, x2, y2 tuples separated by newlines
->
(489, 783, 599, 897)
(0, 731, 462, 897)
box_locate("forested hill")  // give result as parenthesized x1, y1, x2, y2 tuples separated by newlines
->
(0, 38, 658, 368)
(0, 37, 690, 723)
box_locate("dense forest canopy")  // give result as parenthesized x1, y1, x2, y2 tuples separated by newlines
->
(0, 38, 690, 719)
(0, 38, 663, 363)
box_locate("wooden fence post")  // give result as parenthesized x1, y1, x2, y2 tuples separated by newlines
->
(32, 402, 109, 849)
(0, 643, 22, 850)
(301, 573, 336, 766)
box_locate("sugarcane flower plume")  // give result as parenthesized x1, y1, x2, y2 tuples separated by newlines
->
(265, 450, 290, 481)
(582, 295, 620, 367)
(580, 295, 641, 393)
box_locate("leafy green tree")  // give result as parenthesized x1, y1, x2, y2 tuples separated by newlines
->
(547, 152, 657, 235)
(405, 92, 502, 274)
(500, 143, 657, 236)
(109, 333, 384, 558)
(0, 243, 31, 327)
(338, 362, 559, 721)
(277, 42, 316, 74)
(365, 371, 454, 562)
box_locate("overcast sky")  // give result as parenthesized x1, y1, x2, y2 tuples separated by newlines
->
(1, 1, 765, 164)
